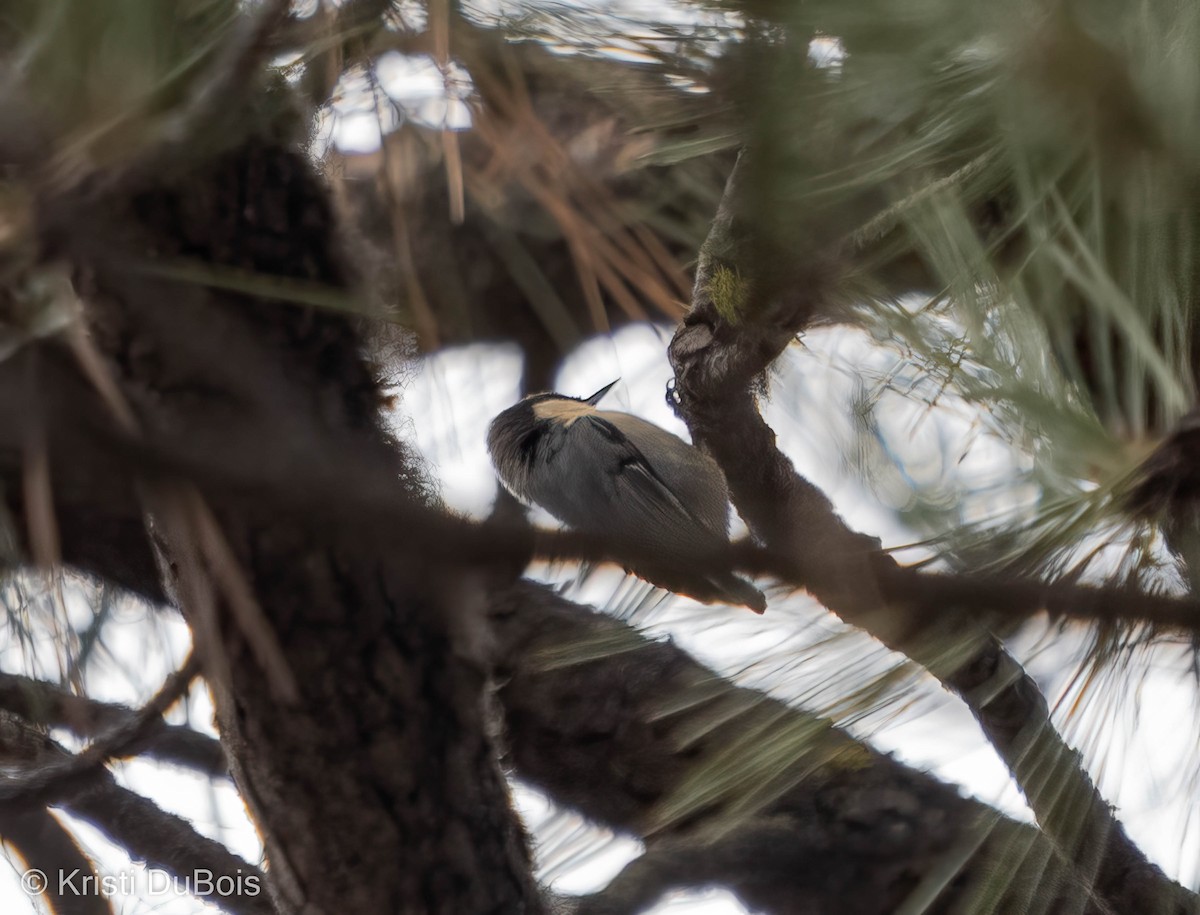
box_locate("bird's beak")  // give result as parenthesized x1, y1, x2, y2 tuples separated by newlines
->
(585, 379, 619, 406)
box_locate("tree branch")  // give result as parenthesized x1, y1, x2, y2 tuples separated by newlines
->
(0, 340, 1185, 912)
(491, 581, 1133, 914)
(0, 807, 113, 915)
(4, 346, 1198, 637)
(0, 653, 208, 810)
(0, 713, 270, 915)
(0, 671, 227, 779)
(666, 151, 1195, 913)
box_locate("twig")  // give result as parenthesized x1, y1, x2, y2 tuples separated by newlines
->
(0, 713, 270, 915)
(0, 652, 201, 810)
(0, 670, 226, 778)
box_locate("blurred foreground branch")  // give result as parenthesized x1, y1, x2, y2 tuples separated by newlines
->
(0, 713, 269, 915)
(493, 581, 1125, 914)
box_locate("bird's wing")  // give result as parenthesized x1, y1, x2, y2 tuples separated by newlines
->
(598, 412, 731, 536)
(573, 414, 721, 544)
(528, 412, 762, 609)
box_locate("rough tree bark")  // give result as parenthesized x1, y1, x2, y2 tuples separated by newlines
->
(0, 10, 1193, 915)
(12, 106, 543, 911)
(668, 152, 1197, 914)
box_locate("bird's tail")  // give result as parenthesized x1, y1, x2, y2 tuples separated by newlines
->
(631, 563, 767, 613)
(704, 572, 767, 614)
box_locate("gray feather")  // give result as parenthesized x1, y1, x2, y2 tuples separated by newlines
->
(487, 394, 766, 612)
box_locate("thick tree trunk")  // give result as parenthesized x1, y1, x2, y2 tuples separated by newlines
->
(26, 128, 542, 913)
(0, 53, 1187, 915)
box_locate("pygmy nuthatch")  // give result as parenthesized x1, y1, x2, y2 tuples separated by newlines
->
(487, 381, 766, 612)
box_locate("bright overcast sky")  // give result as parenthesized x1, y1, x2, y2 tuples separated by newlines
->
(4, 1, 1200, 912)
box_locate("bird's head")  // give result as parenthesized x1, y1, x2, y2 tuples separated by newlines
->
(487, 381, 618, 494)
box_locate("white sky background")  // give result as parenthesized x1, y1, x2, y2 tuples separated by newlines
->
(3, 318, 1198, 912)
(4, 1, 1200, 913)
(2, 312, 1199, 909)
(397, 323, 1200, 908)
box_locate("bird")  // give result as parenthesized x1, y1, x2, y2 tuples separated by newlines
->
(487, 381, 766, 612)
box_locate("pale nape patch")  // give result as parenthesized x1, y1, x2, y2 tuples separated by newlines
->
(532, 398, 596, 427)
